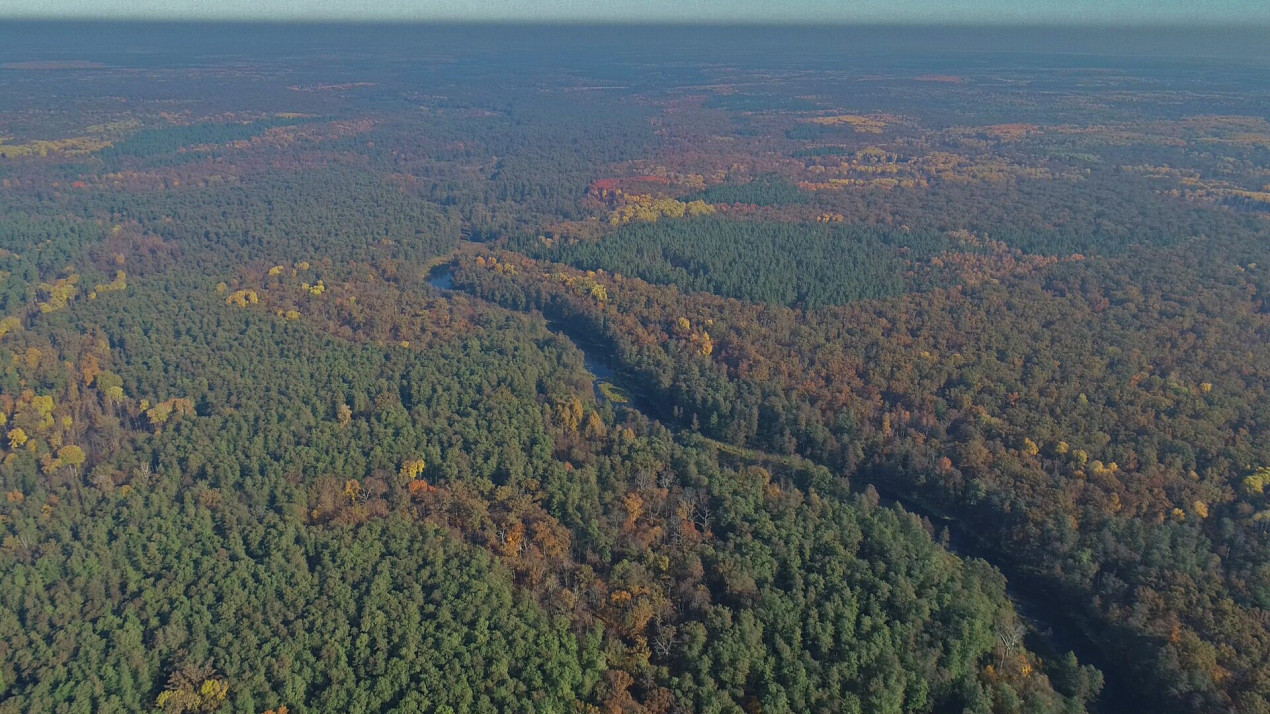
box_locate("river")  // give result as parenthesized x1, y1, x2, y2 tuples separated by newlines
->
(427, 263, 1129, 713)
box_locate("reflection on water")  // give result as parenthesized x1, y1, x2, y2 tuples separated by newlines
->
(584, 354, 614, 381)
(426, 265, 454, 291)
(430, 264, 621, 399)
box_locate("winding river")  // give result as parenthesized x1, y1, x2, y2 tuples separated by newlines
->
(428, 264, 1130, 714)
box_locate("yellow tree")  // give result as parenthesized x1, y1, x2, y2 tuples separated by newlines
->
(155, 662, 229, 714)
(8, 427, 28, 449)
(57, 444, 86, 469)
(399, 458, 426, 481)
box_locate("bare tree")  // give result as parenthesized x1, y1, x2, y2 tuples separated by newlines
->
(994, 621, 1026, 664)
(651, 617, 675, 660)
(693, 495, 713, 533)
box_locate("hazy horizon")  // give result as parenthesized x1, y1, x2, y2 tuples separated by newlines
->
(1, 21, 1266, 64)
(3, 0, 1269, 26)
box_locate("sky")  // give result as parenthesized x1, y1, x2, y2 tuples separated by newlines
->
(2, 0, 1268, 24)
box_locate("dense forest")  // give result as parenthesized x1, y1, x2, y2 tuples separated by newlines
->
(522, 219, 960, 308)
(1, 21, 1268, 714)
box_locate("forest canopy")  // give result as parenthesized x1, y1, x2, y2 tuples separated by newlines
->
(1, 21, 1268, 714)
(527, 219, 958, 308)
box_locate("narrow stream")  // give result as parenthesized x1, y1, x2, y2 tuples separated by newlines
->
(428, 264, 1128, 713)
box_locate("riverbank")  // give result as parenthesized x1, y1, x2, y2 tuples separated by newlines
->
(428, 260, 1128, 713)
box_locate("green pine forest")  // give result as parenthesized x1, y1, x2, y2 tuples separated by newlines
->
(1, 23, 1268, 714)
